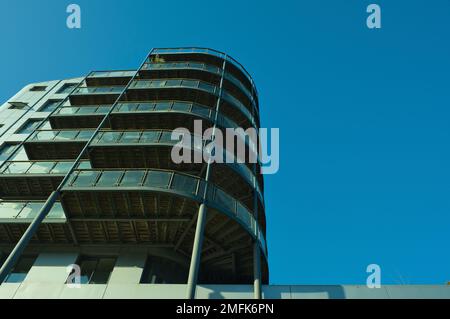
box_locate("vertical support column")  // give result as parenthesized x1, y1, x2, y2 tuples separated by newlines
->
(250, 78, 262, 299)
(0, 191, 59, 283)
(186, 55, 228, 299)
(186, 203, 207, 299)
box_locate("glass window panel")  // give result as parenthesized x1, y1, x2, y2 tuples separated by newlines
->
(120, 131, 141, 143)
(140, 131, 160, 143)
(40, 100, 62, 112)
(0, 202, 24, 219)
(51, 162, 73, 174)
(56, 131, 77, 140)
(95, 171, 122, 187)
(0, 144, 18, 161)
(79, 259, 96, 284)
(46, 202, 65, 219)
(72, 171, 98, 187)
(171, 174, 197, 194)
(145, 171, 171, 189)
(182, 80, 198, 88)
(120, 103, 138, 112)
(90, 258, 116, 284)
(27, 161, 55, 174)
(10, 147, 28, 161)
(77, 131, 93, 140)
(4, 162, 32, 174)
(120, 171, 145, 187)
(17, 120, 41, 134)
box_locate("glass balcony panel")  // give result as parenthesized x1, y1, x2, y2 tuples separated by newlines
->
(215, 188, 236, 214)
(136, 103, 154, 112)
(140, 131, 160, 143)
(120, 131, 141, 143)
(191, 105, 211, 118)
(34, 131, 57, 141)
(166, 79, 182, 87)
(198, 82, 215, 93)
(72, 171, 99, 187)
(51, 162, 73, 174)
(95, 171, 122, 187)
(4, 162, 32, 174)
(99, 132, 122, 143)
(236, 202, 251, 228)
(154, 101, 172, 111)
(58, 107, 79, 115)
(181, 80, 198, 88)
(56, 131, 78, 140)
(27, 161, 55, 174)
(120, 171, 145, 187)
(159, 131, 175, 143)
(97, 106, 110, 113)
(77, 131, 94, 140)
(0, 202, 24, 218)
(77, 107, 97, 114)
(46, 202, 65, 219)
(77, 161, 92, 170)
(118, 103, 137, 112)
(144, 171, 171, 189)
(172, 102, 191, 112)
(17, 202, 42, 219)
(171, 174, 197, 194)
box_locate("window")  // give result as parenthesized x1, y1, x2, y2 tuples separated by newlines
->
(0, 143, 19, 161)
(57, 83, 77, 94)
(8, 102, 28, 110)
(4, 255, 37, 283)
(140, 256, 188, 284)
(16, 119, 42, 134)
(30, 86, 47, 92)
(68, 256, 116, 285)
(39, 100, 62, 112)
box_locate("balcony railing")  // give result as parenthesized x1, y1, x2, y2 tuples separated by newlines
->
(151, 48, 257, 94)
(88, 71, 136, 78)
(63, 168, 267, 256)
(28, 130, 95, 142)
(91, 130, 262, 199)
(0, 161, 91, 175)
(142, 62, 256, 104)
(72, 86, 125, 94)
(129, 79, 256, 127)
(0, 201, 66, 223)
(53, 105, 111, 116)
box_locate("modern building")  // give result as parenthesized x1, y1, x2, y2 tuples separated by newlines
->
(0, 48, 448, 299)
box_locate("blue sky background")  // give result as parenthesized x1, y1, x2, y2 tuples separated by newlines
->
(1, 0, 449, 284)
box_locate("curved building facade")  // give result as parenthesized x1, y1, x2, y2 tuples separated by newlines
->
(0, 48, 267, 298)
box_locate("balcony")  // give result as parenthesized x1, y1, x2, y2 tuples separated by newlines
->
(87, 130, 264, 205)
(141, 62, 258, 108)
(0, 161, 73, 198)
(86, 71, 136, 86)
(60, 168, 267, 257)
(69, 86, 125, 105)
(150, 48, 257, 97)
(49, 105, 111, 129)
(24, 130, 94, 160)
(127, 79, 257, 128)
(0, 201, 72, 244)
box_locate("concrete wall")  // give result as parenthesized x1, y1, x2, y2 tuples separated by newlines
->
(0, 251, 449, 299)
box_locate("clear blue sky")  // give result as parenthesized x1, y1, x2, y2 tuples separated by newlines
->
(1, 0, 449, 285)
